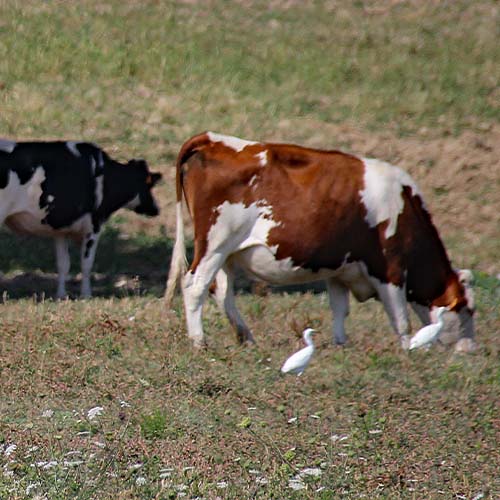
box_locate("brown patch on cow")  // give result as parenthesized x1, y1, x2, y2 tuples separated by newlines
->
(431, 274, 469, 313)
(261, 148, 389, 279)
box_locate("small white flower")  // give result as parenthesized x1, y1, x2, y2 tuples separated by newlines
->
(289, 479, 306, 491)
(159, 472, 171, 479)
(25, 482, 39, 495)
(176, 484, 188, 491)
(4, 444, 17, 456)
(128, 316, 136, 322)
(120, 400, 131, 408)
(256, 477, 268, 485)
(182, 466, 194, 472)
(93, 441, 105, 449)
(368, 429, 383, 435)
(287, 417, 298, 424)
(300, 467, 322, 477)
(248, 469, 261, 475)
(331, 434, 349, 443)
(65, 450, 82, 457)
(87, 406, 104, 420)
(42, 461, 58, 470)
(77, 431, 91, 436)
(216, 481, 228, 489)
(135, 476, 147, 486)
(309, 414, 320, 419)
(42, 409, 54, 418)
(64, 460, 84, 467)
(247, 407, 257, 410)
(128, 463, 143, 470)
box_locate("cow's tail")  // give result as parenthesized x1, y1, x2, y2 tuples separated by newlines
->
(164, 133, 209, 307)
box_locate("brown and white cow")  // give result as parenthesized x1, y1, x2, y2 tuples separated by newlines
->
(165, 132, 476, 351)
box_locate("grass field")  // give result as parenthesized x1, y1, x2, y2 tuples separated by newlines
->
(0, 1, 499, 498)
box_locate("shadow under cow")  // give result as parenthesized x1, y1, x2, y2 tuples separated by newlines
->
(0, 226, 172, 300)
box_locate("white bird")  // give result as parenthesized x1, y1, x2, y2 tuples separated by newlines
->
(281, 328, 316, 376)
(409, 306, 447, 350)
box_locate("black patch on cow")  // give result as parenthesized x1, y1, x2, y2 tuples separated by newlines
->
(84, 238, 95, 258)
(1, 140, 161, 234)
(0, 141, 40, 188)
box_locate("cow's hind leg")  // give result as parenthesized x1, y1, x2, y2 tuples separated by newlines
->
(326, 278, 350, 345)
(371, 280, 410, 349)
(183, 252, 229, 348)
(55, 237, 70, 299)
(214, 265, 255, 344)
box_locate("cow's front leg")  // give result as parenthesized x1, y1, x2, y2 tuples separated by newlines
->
(183, 253, 228, 348)
(55, 237, 70, 299)
(80, 232, 100, 299)
(214, 265, 255, 344)
(372, 280, 410, 349)
(326, 278, 350, 345)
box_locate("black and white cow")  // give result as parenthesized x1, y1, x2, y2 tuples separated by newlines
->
(0, 139, 162, 298)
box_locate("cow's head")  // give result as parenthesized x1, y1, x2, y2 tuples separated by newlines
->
(126, 159, 162, 216)
(431, 269, 476, 352)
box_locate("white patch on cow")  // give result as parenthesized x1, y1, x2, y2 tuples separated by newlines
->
(360, 158, 422, 239)
(0, 138, 16, 153)
(255, 150, 268, 166)
(207, 132, 257, 152)
(66, 141, 81, 157)
(27, 167, 46, 205)
(47, 195, 55, 203)
(94, 175, 104, 209)
(206, 201, 278, 256)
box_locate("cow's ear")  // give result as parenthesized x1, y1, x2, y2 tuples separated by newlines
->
(150, 172, 162, 186)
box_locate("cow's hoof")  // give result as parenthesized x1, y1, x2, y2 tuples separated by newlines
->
(333, 340, 348, 348)
(193, 340, 208, 350)
(454, 338, 477, 353)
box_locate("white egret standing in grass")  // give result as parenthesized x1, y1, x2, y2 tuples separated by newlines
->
(409, 306, 448, 350)
(281, 328, 316, 376)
